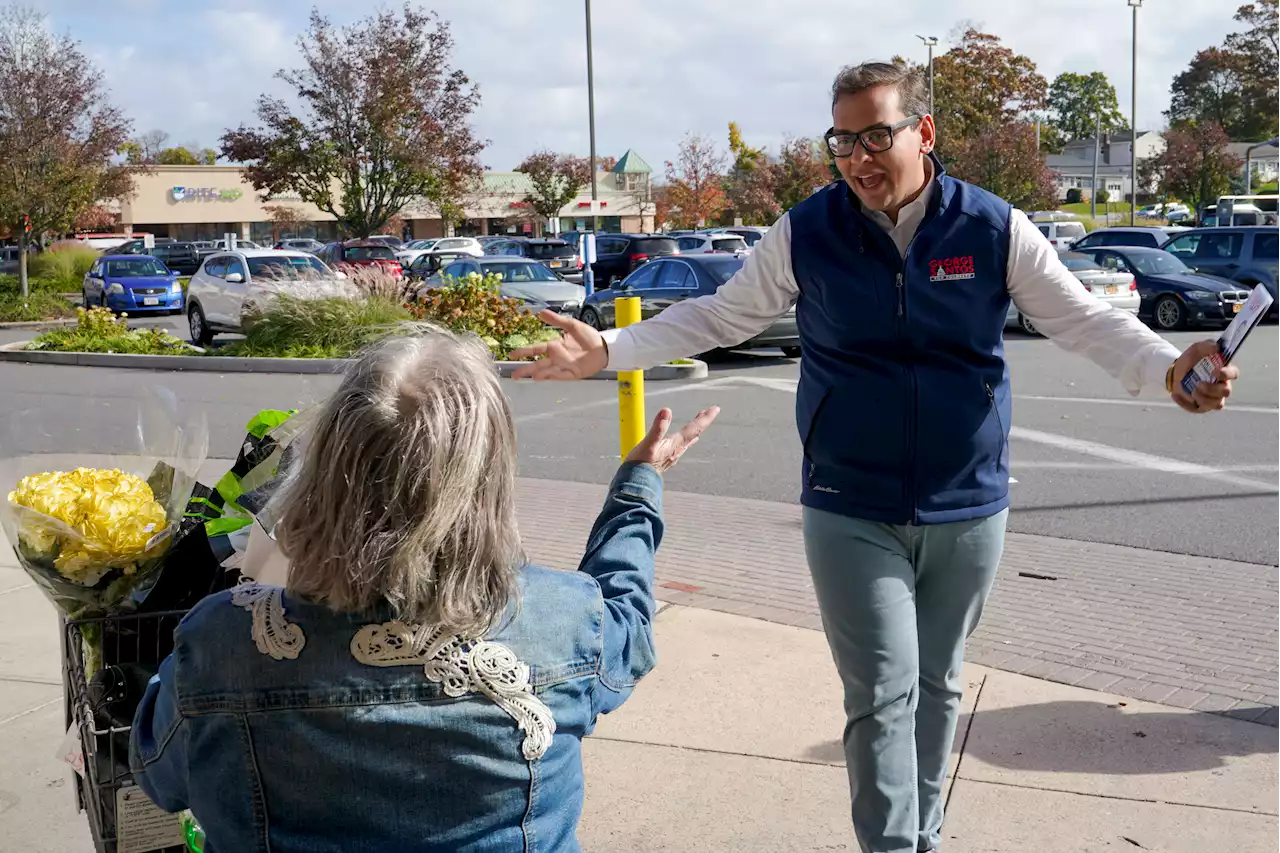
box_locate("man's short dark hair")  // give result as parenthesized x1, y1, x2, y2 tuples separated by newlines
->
(831, 62, 929, 116)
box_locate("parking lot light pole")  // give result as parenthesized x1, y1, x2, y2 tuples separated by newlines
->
(584, 0, 600, 234)
(916, 35, 938, 116)
(1128, 0, 1142, 226)
(1245, 138, 1279, 194)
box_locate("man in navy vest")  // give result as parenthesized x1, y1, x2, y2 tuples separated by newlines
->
(512, 62, 1238, 852)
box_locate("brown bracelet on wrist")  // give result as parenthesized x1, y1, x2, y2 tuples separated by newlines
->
(1165, 363, 1176, 393)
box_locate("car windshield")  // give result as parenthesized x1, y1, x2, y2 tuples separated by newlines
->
(105, 258, 168, 277)
(701, 257, 747, 285)
(247, 256, 332, 279)
(711, 238, 748, 252)
(1127, 251, 1188, 276)
(479, 261, 558, 282)
(1061, 256, 1104, 272)
(343, 245, 397, 261)
(526, 242, 576, 260)
(632, 238, 678, 255)
(1058, 223, 1086, 239)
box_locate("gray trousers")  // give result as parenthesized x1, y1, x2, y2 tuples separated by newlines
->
(802, 506, 1008, 853)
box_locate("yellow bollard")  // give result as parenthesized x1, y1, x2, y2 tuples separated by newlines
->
(615, 296, 646, 458)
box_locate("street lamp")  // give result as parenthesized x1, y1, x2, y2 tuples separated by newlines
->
(584, 0, 599, 234)
(1245, 138, 1279, 194)
(916, 35, 938, 116)
(1128, 0, 1142, 226)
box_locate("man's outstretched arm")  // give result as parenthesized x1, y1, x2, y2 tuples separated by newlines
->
(1007, 209, 1238, 412)
(512, 218, 799, 379)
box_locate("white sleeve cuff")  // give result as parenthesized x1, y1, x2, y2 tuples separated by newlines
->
(599, 327, 638, 371)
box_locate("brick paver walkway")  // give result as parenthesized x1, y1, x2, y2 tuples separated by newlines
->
(517, 477, 1279, 726)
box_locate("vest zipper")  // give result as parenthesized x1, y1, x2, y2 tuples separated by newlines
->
(895, 272, 904, 316)
(986, 382, 1009, 466)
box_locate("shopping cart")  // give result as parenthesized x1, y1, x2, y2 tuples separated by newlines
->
(62, 610, 191, 853)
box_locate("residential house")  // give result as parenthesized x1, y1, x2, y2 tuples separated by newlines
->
(1226, 140, 1279, 188)
(1049, 130, 1166, 203)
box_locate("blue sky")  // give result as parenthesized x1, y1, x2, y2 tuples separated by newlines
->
(42, 0, 1242, 174)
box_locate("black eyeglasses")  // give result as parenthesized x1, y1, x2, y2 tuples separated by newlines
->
(824, 115, 922, 157)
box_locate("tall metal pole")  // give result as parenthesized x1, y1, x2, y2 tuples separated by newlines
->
(1129, 0, 1141, 226)
(1091, 114, 1101, 219)
(917, 36, 938, 116)
(585, 0, 600, 234)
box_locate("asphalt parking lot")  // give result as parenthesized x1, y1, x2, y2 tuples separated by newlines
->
(1, 320, 1275, 565)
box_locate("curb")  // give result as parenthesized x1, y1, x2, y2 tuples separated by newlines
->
(0, 318, 78, 331)
(0, 342, 708, 380)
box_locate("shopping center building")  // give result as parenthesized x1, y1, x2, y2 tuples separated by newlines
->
(117, 150, 655, 243)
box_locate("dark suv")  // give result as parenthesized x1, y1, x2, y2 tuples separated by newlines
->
(588, 234, 680, 285)
(1161, 227, 1278, 318)
(1071, 226, 1189, 251)
(115, 238, 201, 275)
(484, 238, 582, 282)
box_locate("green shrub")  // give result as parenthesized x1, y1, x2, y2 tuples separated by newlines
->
(28, 307, 192, 354)
(0, 293, 77, 322)
(1094, 189, 1110, 203)
(29, 242, 99, 290)
(218, 294, 413, 358)
(408, 272, 559, 359)
(1064, 188, 1083, 204)
(0, 273, 64, 296)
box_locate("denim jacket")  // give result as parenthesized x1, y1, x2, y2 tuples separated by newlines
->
(130, 463, 664, 853)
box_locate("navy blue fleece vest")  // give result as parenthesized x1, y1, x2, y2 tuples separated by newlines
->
(790, 164, 1013, 525)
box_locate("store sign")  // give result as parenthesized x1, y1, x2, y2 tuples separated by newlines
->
(170, 186, 243, 202)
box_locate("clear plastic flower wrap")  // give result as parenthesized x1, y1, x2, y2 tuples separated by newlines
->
(0, 391, 209, 669)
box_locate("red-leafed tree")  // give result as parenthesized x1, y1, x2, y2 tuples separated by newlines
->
(770, 136, 832, 213)
(1149, 122, 1240, 219)
(664, 134, 727, 229)
(220, 4, 484, 238)
(932, 29, 1048, 145)
(73, 204, 118, 232)
(947, 122, 1058, 211)
(723, 122, 777, 225)
(516, 151, 590, 235)
(0, 5, 137, 295)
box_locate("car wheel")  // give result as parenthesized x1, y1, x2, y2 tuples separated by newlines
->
(1154, 295, 1185, 331)
(1018, 313, 1040, 336)
(781, 346, 802, 359)
(187, 303, 213, 346)
(580, 307, 604, 331)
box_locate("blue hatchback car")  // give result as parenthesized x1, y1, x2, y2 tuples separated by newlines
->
(83, 254, 184, 314)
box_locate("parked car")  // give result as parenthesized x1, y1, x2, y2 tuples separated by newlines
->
(208, 238, 262, 250)
(484, 238, 583, 282)
(579, 254, 800, 357)
(116, 239, 202, 275)
(366, 235, 403, 248)
(1030, 218, 1087, 250)
(1005, 253, 1138, 335)
(394, 238, 442, 264)
(418, 256, 585, 317)
(273, 238, 326, 254)
(315, 239, 404, 277)
(588, 234, 680, 286)
(82, 254, 183, 315)
(1136, 202, 1190, 220)
(1071, 226, 1191, 251)
(1075, 246, 1253, 331)
(476, 235, 510, 249)
(403, 250, 477, 282)
(674, 233, 751, 255)
(186, 250, 349, 344)
(0, 245, 29, 275)
(708, 226, 770, 247)
(1160, 227, 1278, 317)
(424, 236, 484, 257)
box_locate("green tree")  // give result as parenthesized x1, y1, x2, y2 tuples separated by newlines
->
(723, 122, 777, 224)
(0, 5, 136, 296)
(1225, 0, 1278, 134)
(1149, 122, 1240, 217)
(155, 145, 216, 165)
(947, 122, 1058, 211)
(515, 151, 590, 235)
(221, 5, 484, 238)
(1047, 71, 1127, 141)
(770, 136, 832, 213)
(1168, 2, 1278, 139)
(932, 29, 1048, 146)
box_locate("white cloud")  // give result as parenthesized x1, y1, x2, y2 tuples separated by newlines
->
(45, 0, 1243, 171)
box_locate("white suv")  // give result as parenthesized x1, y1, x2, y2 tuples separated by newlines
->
(674, 233, 751, 255)
(185, 249, 350, 345)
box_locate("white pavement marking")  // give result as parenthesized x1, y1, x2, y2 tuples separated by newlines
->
(1012, 461, 1279, 472)
(513, 376, 749, 424)
(1010, 426, 1279, 493)
(680, 375, 1279, 493)
(1016, 394, 1279, 415)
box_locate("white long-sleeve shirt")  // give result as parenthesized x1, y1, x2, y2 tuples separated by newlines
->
(602, 184, 1181, 396)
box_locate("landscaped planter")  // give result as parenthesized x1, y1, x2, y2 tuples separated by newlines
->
(0, 341, 708, 380)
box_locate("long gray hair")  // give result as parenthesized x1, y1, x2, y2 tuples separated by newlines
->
(270, 326, 522, 634)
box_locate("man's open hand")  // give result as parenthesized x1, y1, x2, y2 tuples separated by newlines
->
(1170, 340, 1239, 414)
(510, 311, 609, 380)
(626, 407, 720, 474)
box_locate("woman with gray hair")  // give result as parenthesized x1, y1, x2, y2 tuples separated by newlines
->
(129, 326, 719, 852)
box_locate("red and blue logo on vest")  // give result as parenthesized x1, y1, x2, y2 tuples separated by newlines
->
(929, 255, 976, 282)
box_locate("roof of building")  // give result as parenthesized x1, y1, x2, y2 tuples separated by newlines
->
(1226, 140, 1279, 159)
(1044, 153, 1133, 173)
(611, 149, 652, 174)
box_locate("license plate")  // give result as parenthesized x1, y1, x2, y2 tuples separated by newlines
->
(143, 297, 159, 306)
(550, 260, 564, 267)
(1233, 303, 1242, 313)
(1104, 285, 1117, 295)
